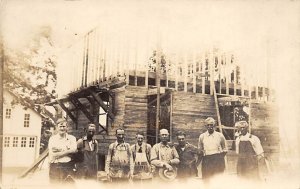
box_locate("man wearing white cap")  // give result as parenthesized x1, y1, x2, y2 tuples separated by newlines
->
(151, 129, 180, 180)
(198, 117, 227, 180)
(235, 121, 264, 180)
(48, 118, 77, 183)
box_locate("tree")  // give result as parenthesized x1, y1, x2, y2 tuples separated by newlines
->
(3, 26, 57, 111)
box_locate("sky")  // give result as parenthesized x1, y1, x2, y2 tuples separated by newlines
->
(1, 0, 300, 175)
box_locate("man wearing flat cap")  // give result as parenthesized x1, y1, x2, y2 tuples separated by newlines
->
(235, 121, 264, 180)
(198, 117, 227, 181)
(151, 129, 180, 180)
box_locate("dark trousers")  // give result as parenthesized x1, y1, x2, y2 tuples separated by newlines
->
(49, 161, 75, 184)
(202, 153, 225, 180)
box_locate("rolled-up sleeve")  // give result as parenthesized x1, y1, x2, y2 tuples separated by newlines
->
(169, 147, 180, 165)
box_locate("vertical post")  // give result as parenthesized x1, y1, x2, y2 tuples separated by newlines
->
(169, 92, 173, 142)
(183, 52, 188, 92)
(201, 54, 205, 94)
(210, 50, 214, 95)
(219, 54, 222, 94)
(0, 39, 4, 183)
(192, 52, 196, 93)
(234, 59, 237, 96)
(155, 47, 161, 143)
(175, 53, 179, 91)
(225, 54, 229, 95)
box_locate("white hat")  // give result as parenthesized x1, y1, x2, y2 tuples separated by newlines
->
(158, 167, 177, 181)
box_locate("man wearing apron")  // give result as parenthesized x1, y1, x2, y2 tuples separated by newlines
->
(105, 128, 134, 183)
(131, 132, 152, 181)
(235, 121, 264, 180)
(76, 124, 98, 179)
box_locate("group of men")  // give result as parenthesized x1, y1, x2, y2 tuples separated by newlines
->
(48, 117, 265, 184)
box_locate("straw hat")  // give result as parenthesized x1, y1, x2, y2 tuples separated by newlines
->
(158, 167, 177, 181)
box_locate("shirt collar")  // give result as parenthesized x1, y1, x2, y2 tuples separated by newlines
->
(160, 142, 170, 148)
(205, 131, 215, 136)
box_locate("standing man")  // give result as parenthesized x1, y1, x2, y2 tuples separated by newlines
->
(198, 117, 227, 181)
(48, 118, 77, 184)
(235, 121, 264, 180)
(131, 132, 152, 180)
(105, 128, 134, 182)
(175, 131, 202, 179)
(151, 129, 180, 180)
(76, 123, 98, 179)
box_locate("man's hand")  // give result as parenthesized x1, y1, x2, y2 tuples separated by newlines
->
(164, 163, 173, 171)
(52, 147, 62, 152)
(220, 151, 227, 158)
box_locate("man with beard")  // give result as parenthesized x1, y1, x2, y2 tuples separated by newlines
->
(235, 121, 264, 180)
(48, 118, 77, 184)
(105, 128, 134, 182)
(151, 129, 180, 180)
(198, 117, 227, 181)
(76, 123, 98, 179)
(131, 132, 152, 181)
(175, 131, 202, 180)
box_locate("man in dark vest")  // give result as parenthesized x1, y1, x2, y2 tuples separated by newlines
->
(76, 123, 98, 179)
(235, 121, 264, 180)
(175, 131, 202, 180)
(131, 132, 152, 181)
(105, 128, 134, 182)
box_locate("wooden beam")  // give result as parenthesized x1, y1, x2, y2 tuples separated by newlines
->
(226, 54, 229, 95)
(201, 54, 205, 94)
(70, 96, 107, 133)
(184, 53, 188, 92)
(88, 89, 114, 120)
(18, 149, 49, 178)
(192, 52, 196, 93)
(56, 100, 77, 124)
(210, 51, 214, 95)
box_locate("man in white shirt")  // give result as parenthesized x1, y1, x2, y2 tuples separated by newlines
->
(48, 118, 77, 183)
(235, 121, 264, 180)
(198, 117, 227, 181)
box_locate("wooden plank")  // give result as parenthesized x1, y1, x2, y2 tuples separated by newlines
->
(184, 53, 188, 92)
(57, 100, 77, 124)
(201, 54, 205, 94)
(175, 53, 179, 91)
(226, 54, 229, 95)
(192, 51, 196, 93)
(88, 89, 114, 120)
(210, 50, 214, 95)
(70, 96, 107, 133)
(18, 149, 49, 178)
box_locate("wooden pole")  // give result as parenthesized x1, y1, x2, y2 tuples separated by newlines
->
(0, 39, 4, 183)
(184, 52, 188, 92)
(192, 52, 196, 93)
(201, 54, 205, 94)
(155, 47, 161, 143)
(225, 54, 229, 95)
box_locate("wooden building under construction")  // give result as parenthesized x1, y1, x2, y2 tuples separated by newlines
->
(51, 26, 279, 173)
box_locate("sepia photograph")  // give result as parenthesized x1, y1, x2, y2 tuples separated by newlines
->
(0, 0, 299, 188)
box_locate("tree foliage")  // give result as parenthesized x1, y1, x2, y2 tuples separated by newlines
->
(3, 26, 57, 111)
